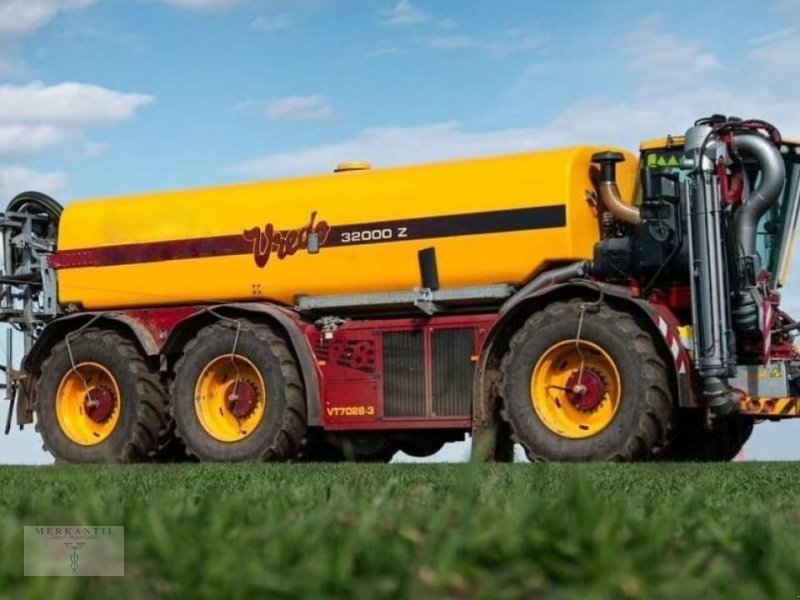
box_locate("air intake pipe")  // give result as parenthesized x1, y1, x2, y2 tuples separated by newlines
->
(591, 152, 641, 225)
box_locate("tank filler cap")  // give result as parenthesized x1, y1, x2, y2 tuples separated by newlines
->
(334, 161, 372, 173)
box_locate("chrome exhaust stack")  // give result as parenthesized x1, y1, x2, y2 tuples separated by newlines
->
(683, 119, 738, 414)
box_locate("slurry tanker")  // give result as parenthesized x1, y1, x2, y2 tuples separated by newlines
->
(2, 114, 799, 463)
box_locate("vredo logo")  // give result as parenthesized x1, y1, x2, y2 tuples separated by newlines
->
(243, 211, 331, 268)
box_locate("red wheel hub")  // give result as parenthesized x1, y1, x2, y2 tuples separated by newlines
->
(225, 380, 259, 419)
(565, 369, 606, 412)
(84, 387, 116, 423)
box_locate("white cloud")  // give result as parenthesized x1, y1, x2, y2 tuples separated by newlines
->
(0, 124, 71, 157)
(366, 44, 405, 58)
(609, 17, 800, 137)
(238, 95, 334, 121)
(0, 0, 96, 43)
(0, 81, 153, 158)
(0, 3, 151, 198)
(266, 95, 334, 121)
(427, 34, 477, 50)
(69, 139, 109, 160)
(621, 15, 719, 93)
(0, 0, 97, 74)
(236, 121, 580, 179)
(249, 14, 290, 31)
(236, 16, 800, 181)
(235, 101, 709, 180)
(775, 0, 800, 10)
(156, 0, 327, 14)
(427, 29, 548, 57)
(750, 28, 800, 69)
(155, 0, 239, 10)
(383, 0, 427, 27)
(0, 81, 154, 126)
(0, 165, 67, 200)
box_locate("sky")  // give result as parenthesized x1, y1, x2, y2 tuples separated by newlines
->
(2, 0, 800, 463)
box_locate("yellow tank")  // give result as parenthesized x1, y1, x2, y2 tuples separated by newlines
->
(53, 146, 637, 310)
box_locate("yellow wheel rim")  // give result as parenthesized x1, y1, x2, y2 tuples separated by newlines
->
(194, 354, 266, 442)
(531, 340, 622, 439)
(56, 362, 121, 446)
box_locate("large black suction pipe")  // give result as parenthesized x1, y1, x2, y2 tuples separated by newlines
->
(733, 132, 785, 259)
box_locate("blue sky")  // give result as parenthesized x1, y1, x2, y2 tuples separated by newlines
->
(2, 0, 800, 462)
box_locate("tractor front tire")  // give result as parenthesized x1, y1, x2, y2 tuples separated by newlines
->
(658, 413, 753, 462)
(500, 299, 673, 462)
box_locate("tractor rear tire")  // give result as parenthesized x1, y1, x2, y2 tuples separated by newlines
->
(35, 328, 170, 463)
(657, 413, 754, 462)
(500, 299, 673, 462)
(171, 320, 306, 462)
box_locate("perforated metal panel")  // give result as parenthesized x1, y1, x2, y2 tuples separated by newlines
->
(382, 331, 426, 417)
(432, 328, 474, 416)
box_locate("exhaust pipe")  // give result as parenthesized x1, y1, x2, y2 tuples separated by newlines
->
(684, 122, 737, 414)
(591, 152, 641, 225)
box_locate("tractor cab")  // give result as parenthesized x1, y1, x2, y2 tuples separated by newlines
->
(637, 135, 800, 291)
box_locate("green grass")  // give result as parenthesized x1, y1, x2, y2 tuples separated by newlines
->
(1, 463, 800, 599)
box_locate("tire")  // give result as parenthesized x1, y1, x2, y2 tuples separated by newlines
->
(500, 299, 673, 462)
(658, 413, 753, 462)
(35, 328, 169, 463)
(171, 320, 306, 462)
(152, 432, 194, 463)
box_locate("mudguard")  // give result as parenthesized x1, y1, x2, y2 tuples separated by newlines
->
(22, 303, 323, 427)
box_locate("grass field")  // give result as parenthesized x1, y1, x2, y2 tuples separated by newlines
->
(1, 463, 799, 599)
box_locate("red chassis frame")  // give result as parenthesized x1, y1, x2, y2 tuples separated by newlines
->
(106, 306, 499, 433)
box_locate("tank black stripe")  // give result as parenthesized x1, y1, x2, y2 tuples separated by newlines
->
(50, 204, 567, 270)
(326, 205, 566, 248)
